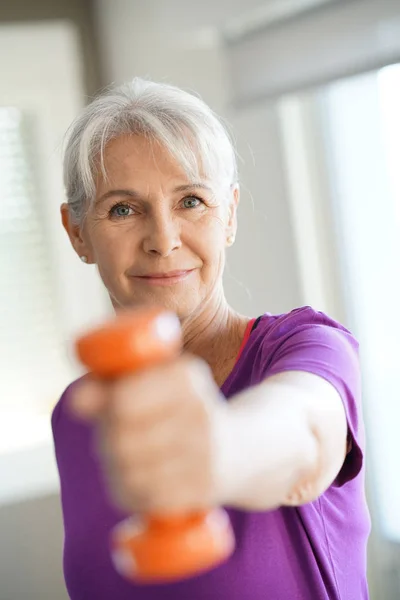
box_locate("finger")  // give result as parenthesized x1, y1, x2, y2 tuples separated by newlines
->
(102, 405, 197, 470)
(109, 356, 209, 424)
(122, 458, 214, 513)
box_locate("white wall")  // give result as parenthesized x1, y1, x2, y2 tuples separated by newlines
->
(94, 0, 302, 317)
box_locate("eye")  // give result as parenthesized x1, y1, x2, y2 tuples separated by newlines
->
(182, 196, 203, 209)
(108, 202, 135, 219)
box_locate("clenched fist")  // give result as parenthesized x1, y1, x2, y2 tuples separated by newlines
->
(70, 356, 235, 514)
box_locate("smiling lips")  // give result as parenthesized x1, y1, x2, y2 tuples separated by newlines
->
(133, 269, 195, 286)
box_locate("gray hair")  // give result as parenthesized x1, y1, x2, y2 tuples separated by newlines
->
(63, 78, 238, 223)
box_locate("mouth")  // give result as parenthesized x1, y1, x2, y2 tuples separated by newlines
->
(132, 269, 196, 286)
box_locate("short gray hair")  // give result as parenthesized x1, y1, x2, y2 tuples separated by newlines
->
(63, 78, 238, 223)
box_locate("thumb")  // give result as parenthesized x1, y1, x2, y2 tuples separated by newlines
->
(69, 375, 108, 421)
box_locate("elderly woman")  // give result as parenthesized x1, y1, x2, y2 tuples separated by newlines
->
(53, 78, 370, 600)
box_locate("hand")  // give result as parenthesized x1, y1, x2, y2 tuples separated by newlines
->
(70, 356, 232, 514)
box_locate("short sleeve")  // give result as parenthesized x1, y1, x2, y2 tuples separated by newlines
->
(262, 308, 364, 487)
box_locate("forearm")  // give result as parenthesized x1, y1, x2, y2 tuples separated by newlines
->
(215, 371, 347, 511)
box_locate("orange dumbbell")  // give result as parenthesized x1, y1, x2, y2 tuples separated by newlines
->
(75, 307, 235, 583)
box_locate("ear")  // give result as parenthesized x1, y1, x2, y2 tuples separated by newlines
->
(60, 203, 92, 263)
(226, 184, 239, 246)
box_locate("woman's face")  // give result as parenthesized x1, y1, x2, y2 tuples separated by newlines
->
(62, 134, 238, 319)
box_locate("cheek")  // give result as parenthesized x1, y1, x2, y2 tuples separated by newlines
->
(89, 224, 138, 274)
(186, 214, 227, 270)
(189, 208, 226, 244)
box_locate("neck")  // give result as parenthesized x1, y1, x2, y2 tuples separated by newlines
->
(181, 291, 250, 387)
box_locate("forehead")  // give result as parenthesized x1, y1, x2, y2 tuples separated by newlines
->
(97, 134, 196, 188)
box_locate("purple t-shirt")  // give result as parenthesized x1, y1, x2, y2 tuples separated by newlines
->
(52, 306, 370, 599)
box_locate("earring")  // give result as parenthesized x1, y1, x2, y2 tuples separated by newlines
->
(227, 235, 235, 246)
(80, 255, 88, 263)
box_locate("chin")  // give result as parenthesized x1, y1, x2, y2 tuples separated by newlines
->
(115, 290, 199, 320)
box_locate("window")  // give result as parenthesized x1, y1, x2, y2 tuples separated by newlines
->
(319, 65, 400, 543)
(0, 21, 111, 505)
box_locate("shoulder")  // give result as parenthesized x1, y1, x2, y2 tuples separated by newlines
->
(257, 305, 355, 341)
(254, 306, 359, 359)
(228, 306, 359, 391)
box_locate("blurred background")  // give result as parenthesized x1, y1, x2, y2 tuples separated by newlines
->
(1, 0, 400, 598)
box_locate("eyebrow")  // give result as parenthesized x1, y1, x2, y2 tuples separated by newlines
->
(96, 182, 212, 205)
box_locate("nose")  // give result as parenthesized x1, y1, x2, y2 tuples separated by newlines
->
(142, 214, 181, 257)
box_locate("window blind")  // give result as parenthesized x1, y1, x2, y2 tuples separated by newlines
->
(0, 107, 71, 415)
